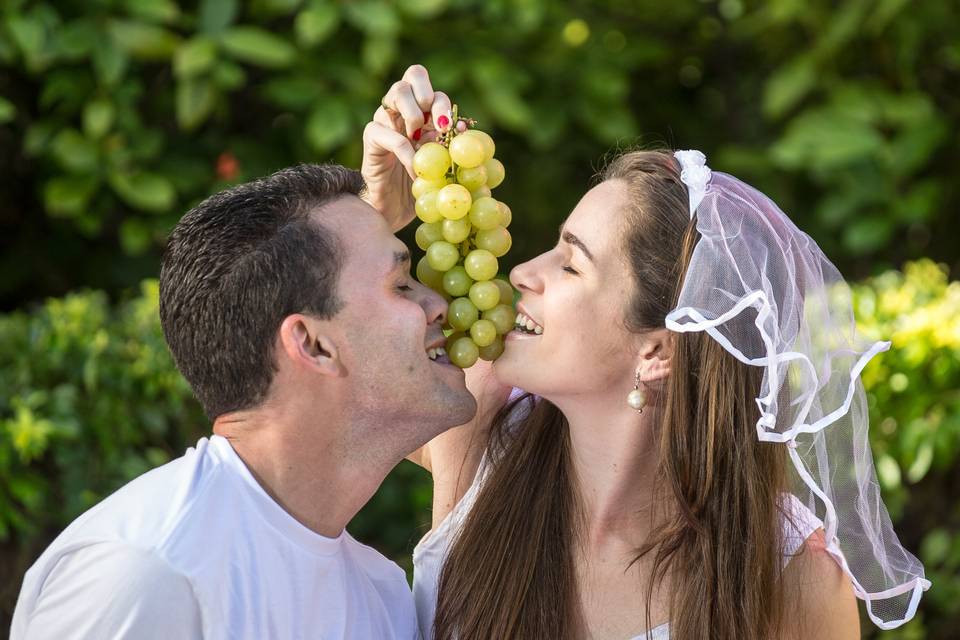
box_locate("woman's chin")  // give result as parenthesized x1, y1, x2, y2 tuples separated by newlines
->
(493, 342, 539, 392)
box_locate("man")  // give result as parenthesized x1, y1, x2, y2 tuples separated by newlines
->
(10, 160, 476, 638)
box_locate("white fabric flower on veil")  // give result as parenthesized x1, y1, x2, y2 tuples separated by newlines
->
(673, 149, 711, 218)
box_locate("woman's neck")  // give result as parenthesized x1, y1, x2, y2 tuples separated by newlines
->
(557, 395, 663, 550)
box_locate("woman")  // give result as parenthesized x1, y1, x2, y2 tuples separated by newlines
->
(362, 66, 930, 640)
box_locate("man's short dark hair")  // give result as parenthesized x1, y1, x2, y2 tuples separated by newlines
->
(159, 163, 364, 419)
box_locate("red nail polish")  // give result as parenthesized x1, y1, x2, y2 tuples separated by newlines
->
(437, 114, 450, 130)
(412, 128, 422, 141)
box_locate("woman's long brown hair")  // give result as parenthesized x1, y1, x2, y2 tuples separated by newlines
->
(433, 150, 795, 640)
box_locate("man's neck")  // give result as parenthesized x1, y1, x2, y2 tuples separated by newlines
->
(213, 400, 396, 539)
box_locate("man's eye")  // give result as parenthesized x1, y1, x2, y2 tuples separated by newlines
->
(397, 283, 414, 292)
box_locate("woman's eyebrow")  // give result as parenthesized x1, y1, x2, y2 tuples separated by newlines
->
(560, 229, 595, 263)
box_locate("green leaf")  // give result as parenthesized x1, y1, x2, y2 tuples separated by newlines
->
(920, 529, 951, 566)
(842, 217, 894, 256)
(771, 109, 885, 170)
(212, 60, 246, 90)
(44, 175, 100, 218)
(397, 0, 447, 18)
(56, 19, 99, 60)
(92, 36, 129, 85)
(176, 78, 217, 130)
(174, 36, 218, 78)
(763, 56, 816, 119)
(305, 100, 352, 152)
(83, 100, 115, 139)
(124, 0, 180, 24)
(343, 1, 400, 36)
(295, 2, 340, 48)
(0, 97, 15, 124)
(5, 14, 45, 62)
(109, 172, 176, 213)
(119, 218, 153, 255)
(109, 20, 180, 60)
(361, 36, 395, 75)
(51, 129, 99, 174)
(220, 27, 298, 68)
(907, 441, 934, 483)
(260, 76, 322, 110)
(199, 0, 239, 34)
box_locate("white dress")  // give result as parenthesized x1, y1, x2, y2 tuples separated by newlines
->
(412, 394, 824, 640)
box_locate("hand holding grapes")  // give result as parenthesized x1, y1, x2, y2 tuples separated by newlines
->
(361, 65, 452, 232)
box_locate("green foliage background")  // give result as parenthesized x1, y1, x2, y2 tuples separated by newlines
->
(1, 0, 957, 637)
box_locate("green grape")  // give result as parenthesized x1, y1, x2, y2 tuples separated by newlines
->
(484, 158, 505, 189)
(412, 176, 447, 199)
(468, 280, 501, 311)
(415, 222, 443, 251)
(493, 278, 514, 305)
(448, 133, 485, 169)
(442, 266, 474, 297)
(464, 249, 498, 281)
(416, 256, 444, 291)
(414, 142, 451, 180)
(470, 185, 492, 200)
(498, 201, 512, 227)
(415, 191, 442, 223)
(437, 184, 472, 220)
(442, 217, 471, 244)
(468, 197, 501, 231)
(467, 130, 496, 162)
(469, 319, 498, 347)
(426, 241, 460, 271)
(448, 336, 480, 369)
(456, 165, 487, 191)
(483, 304, 515, 335)
(448, 297, 479, 332)
(478, 336, 504, 361)
(475, 226, 512, 257)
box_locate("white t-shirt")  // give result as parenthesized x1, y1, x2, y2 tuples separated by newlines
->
(11, 435, 419, 640)
(412, 390, 824, 640)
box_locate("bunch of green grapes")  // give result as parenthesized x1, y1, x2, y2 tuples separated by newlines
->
(412, 112, 515, 369)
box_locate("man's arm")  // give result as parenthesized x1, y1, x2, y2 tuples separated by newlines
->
(14, 541, 203, 640)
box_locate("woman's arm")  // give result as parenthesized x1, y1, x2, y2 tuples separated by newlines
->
(408, 359, 512, 529)
(781, 527, 861, 639)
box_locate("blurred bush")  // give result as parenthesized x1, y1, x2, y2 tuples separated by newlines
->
(1, 261, 956, 635)
(854, 259, 960, 638)
(0, 0, 957, 310)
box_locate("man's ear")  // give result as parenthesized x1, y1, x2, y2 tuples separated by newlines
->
(278, 314, 342, 378)
(636, 328, 673, 384)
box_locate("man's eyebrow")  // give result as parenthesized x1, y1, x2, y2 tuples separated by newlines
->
(560, 228, 595, 263)
(392, 249, 411, 272)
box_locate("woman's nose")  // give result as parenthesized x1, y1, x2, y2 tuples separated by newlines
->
(510, 257, 543, 294)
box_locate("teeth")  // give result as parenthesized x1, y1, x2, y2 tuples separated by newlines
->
(514, 312, 544, 334)
(427, 347, 446, 361)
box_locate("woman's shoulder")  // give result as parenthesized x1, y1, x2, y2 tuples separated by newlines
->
(778, 495, 860, 638)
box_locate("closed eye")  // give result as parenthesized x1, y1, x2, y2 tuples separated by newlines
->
(562, 265, 579, 275)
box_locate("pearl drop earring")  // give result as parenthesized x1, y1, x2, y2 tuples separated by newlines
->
(627, 371, 646, 413)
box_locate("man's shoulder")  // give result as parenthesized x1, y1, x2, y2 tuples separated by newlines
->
(33, 437, 228, 570)
(343, 533, 409, 584)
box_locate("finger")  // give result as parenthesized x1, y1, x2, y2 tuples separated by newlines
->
(384, 80, 426, 138)
(431, 91, 453, 132)
(402, 64, 435, 112)
(373, 105, 404, 135)
(363, 121, 416, 180)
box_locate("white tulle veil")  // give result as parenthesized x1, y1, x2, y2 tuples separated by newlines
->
(666, 150, 930, 629)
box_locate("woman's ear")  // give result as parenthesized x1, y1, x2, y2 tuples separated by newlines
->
(278, 314, 342, 378)
(636, 328, 673, 383)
